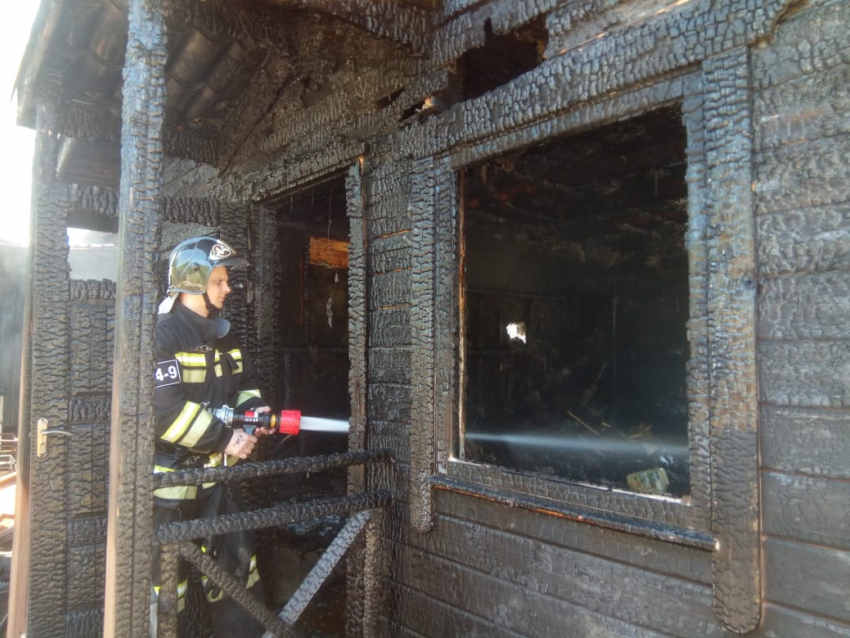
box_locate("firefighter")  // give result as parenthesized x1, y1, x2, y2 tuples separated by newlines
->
(152, 236, 272, 637)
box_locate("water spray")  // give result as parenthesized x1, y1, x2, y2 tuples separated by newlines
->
(466, 431, 688, 458)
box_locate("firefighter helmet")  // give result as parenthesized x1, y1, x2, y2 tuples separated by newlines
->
(159, 237, 248, 314)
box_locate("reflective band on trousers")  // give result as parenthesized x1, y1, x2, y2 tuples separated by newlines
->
(201, 553, 259, 602)
(153, 579, 188, 612)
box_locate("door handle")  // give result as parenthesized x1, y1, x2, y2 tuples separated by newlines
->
(36, 418, 72, 458)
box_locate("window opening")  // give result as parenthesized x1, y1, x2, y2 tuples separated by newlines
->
(67, 228, 119, 280)
(460, 106, 691, 496)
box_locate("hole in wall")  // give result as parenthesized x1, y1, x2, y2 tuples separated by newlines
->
(456, 15, 548, 101)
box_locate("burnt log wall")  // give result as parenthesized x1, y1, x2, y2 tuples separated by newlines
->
(20, 0, 847, 634)
(360, 0, 850, 635)
(183, 0, 849, 633)
(752, 0, 850, 632)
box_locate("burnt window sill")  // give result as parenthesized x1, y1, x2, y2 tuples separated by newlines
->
(431, 462, 715, 551)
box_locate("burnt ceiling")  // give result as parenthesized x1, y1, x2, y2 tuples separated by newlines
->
(18, 0, 430, 173)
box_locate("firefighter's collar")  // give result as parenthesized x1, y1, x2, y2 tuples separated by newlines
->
(172, 301, 231, 340)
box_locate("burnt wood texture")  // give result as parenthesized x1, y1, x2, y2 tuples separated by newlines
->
(12, 0, 850, 636)
(102, 0, 166, 636)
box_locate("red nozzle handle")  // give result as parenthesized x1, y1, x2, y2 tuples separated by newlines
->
(276, 410, 301, 435)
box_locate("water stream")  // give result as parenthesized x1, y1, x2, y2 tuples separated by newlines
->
(299, 416, 350, 433)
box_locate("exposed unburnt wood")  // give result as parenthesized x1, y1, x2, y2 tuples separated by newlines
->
(757, 203, 850, 276)
(102, 1, 165, 635)
(760, 406, 850, 479)
(763, 538, 850, 623)
(760, 340, 850, 407)
(761, 470, 850, 550)
(759, 272, 850, 340)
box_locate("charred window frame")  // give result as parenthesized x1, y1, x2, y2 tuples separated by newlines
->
(411, 62, 759, 571)
(417, 74, 713, 536)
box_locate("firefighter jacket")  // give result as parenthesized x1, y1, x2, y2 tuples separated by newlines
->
(154, 301, 266, 500)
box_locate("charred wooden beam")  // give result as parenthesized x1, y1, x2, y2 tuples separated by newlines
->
(703, 47, 761, 634)
(155, 491, 393, 543)
(409, 156, 437, 532)
(275, 509, 373, 630)
(153, 449, 392, 488)
(260, 0, 430, 53)
(163, 0, 294, 51)
(216, 54, 295, 171)
(13, 103, 71, 638)
(102, 0, 166, 636)
(179, 543, 293, 637)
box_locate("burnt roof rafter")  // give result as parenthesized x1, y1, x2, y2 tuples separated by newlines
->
(249, 0, 431, 55)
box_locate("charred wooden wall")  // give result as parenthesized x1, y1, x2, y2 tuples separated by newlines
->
(165, 0, 849, 635)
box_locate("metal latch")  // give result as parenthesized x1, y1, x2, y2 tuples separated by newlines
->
(37, 418, 72, 458)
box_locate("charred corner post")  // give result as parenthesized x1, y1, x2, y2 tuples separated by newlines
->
(9, 0, 850, 636)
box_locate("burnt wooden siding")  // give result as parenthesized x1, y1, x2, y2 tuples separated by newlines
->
(753, 0, 850, 634)
(361, 0, 850, 636)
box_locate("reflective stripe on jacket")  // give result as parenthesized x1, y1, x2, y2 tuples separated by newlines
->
(154, 302, 266, 498)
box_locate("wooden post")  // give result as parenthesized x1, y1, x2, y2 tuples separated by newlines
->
(102, 0, 166, 635)
(8, 101, 68, 638)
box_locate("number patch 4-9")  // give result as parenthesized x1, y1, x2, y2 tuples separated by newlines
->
(155, 359, 182, 388)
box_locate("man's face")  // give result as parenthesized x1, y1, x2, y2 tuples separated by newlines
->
(206, 265, 232, 309)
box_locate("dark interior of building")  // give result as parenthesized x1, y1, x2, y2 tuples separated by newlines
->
(245, 175, 352, 637)
(461, 106, 692, 496)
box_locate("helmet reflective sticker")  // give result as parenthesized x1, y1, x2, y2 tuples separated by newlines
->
(209, 242, 234, 261)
